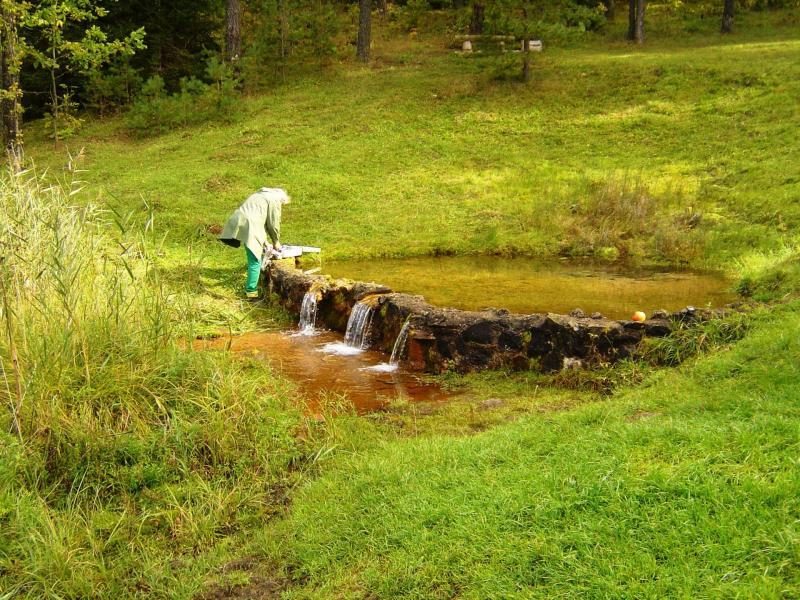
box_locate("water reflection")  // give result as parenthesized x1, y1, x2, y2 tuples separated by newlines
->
(322, 256, 736, 320)
(197, 330, 449, 413)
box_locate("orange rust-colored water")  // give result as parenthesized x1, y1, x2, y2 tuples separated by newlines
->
(197, 330, 450, 413)
(323, 256, 736, 320)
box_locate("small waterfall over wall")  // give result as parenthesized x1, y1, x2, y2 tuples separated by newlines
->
(360, 319, 411, 373)
(389, 320, 411, 366)
(269, 262, 688, 374)
(344, 301, 374, 349)
(298, 291, 318, 334)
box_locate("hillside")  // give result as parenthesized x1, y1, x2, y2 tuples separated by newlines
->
(25, 12, 800, 269)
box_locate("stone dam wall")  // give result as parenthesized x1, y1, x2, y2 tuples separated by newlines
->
(265, 261, 725, 374)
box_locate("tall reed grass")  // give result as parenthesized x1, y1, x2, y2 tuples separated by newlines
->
(0, 169, 304, 598)
(0, 168, 174, 441)
(559, 176, 705, 262)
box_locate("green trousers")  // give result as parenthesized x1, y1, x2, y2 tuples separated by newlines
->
(245, 248, 260, 293)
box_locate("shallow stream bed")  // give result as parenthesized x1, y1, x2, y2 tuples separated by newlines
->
(198, 330, 451, 413)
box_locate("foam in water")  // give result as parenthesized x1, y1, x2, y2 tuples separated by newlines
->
(362, 362, 398, 373)
(296, 291, 318, 336)
(320, 342, 364, 356)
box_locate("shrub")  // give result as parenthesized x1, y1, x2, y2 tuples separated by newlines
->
(560, 176, 704, 263)
(562, 2, 607, 32)
(399, 0, 432, 31)
(84, 58, 144, 116)
(125, 58, 240, 136)
(41, 90, 84, 140)
(641, 312, 751, 366)
(243, 0, 342, 85)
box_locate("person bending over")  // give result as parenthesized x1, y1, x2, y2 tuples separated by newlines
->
(219, 187, 291, 298)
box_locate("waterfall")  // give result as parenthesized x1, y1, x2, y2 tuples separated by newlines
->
(319, 299, 377, 357)
(298, 291, 318, 335)
(389, 320, 411, 366)
(344, 301, 374, 349)
(360, 319, 410, 373)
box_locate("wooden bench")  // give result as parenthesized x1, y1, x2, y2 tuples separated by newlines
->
(451, 34, 542, 53)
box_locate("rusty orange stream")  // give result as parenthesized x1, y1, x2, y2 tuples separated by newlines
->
(196, 330, 451, 413)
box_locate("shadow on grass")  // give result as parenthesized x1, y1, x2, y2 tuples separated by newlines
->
(160, 262, 244, 297)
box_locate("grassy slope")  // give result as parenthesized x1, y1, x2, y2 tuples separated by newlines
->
(16, 9, 800, 599)
(26, 13, 800, 268)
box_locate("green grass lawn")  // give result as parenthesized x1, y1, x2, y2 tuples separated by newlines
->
(271, 303, 800, 598)
(7, 8, 800, 599)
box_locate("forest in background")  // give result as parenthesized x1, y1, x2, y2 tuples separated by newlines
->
(2, 0, 798, 149)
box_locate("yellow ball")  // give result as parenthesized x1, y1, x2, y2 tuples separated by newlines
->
(631, 311, 646, 322)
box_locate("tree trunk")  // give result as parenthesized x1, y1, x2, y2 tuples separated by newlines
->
(0, 4, 23, 166)
(635, 0, 646, 44)
(522, 38, 531, 83)
(357, 0, 371, 63)
(225, 0, 242, 63)
(605, 0, 616, 22)
(469, 3, 485, 35)
(627, 0, 636, 40)
(278, 0, 289, 80)
(721, 0, 734, 33)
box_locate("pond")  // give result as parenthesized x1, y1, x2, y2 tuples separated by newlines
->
(321, 256, 736, 320)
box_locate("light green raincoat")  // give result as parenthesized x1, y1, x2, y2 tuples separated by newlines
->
(219, 188, 288, 258)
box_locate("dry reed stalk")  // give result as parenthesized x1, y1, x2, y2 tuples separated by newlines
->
(0, 272, 24, 440)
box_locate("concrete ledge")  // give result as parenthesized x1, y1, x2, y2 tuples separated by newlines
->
(266, 261, 725, 374)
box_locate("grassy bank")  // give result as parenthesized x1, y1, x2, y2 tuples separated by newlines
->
(0, 173, 309, 597)
(270, 303, 800, 598)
